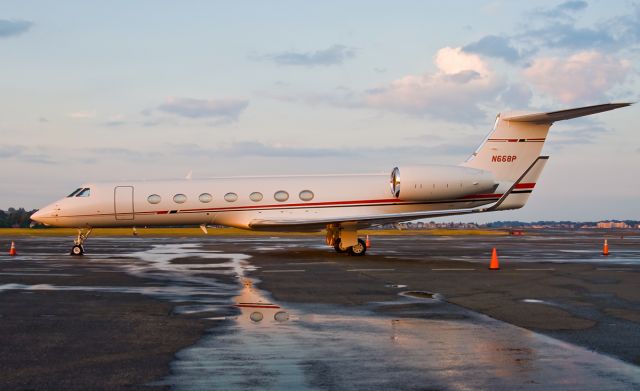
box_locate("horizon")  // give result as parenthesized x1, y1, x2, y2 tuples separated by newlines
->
(1, 1, 639, 223)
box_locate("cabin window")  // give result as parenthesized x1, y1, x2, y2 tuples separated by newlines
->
(147, 194, 161, 204)
(199, 193, 213, 203)
(299, 190, 314, 201)
(67, 188, 83, 197)
(249, 192, 263, 202)
(274, 190, 289, 202)
(76, 188, 91, 197)
(173, 194, 187, 204)
(224, 192, 238, 202)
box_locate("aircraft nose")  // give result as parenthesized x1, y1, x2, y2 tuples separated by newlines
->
(31, 204, 60, 225)
(30, 210, 43, 223)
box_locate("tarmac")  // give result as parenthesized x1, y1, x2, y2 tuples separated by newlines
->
(0, 231, 639, 390)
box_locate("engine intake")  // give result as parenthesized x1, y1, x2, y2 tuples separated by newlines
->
(390, 165, 497, 201)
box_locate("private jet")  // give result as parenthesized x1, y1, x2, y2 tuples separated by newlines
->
(31, 103, 631, 256)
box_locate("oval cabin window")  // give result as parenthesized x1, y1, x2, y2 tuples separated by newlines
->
(147, 194, 161, 204)
(199, 193, 213, 203)
(299, 190, 314, 201)
(224, 192, 238, 202)
(274, 190, 289, 202)
(173, 194, 187, 204)
(249, 192, 263, 202)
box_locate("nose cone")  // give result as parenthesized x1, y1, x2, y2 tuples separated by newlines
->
(31, 204, 59, 226)
(30, 209, 43, 223)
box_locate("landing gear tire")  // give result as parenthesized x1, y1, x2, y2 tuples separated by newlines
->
(348, 239, 367, 256)
(71, 245, 84, 256)
(333, 239, 348, 253)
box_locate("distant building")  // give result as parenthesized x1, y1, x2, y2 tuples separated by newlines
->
(597, 221, 630, 229)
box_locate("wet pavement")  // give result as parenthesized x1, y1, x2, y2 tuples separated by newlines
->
(0, 232, 639, 390)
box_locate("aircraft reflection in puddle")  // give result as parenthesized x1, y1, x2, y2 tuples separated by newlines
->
(233, 279, 291, 325)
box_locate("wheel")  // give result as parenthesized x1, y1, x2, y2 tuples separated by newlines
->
(333, 239, 348, 253)
(348, 239, 367, 256)
(71, 245, 84, 256)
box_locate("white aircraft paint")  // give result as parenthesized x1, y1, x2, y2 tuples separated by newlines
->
(30, 103, 631, 255)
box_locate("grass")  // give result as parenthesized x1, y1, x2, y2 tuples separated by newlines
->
(0, 227, 507, 237)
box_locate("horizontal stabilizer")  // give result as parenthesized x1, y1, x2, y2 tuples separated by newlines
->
(503, 103, 632, 124)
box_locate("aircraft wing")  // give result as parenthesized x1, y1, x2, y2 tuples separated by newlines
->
(248, 156, 548, 231)
(248, 207, 479, 231)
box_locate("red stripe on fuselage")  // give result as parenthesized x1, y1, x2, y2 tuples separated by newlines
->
(53, 196, 503, 219)
(235, 304, 280, 309)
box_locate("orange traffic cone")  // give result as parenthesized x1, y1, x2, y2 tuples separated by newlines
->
(602, 239, 609, 256)
(489, 247, 500, 270)
(9, 241, 17, 256)
(365, 235, 371, 248)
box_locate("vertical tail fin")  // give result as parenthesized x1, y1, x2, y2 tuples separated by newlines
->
(461, 103, 631, 182)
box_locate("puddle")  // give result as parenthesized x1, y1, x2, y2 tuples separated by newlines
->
(4, 237, 640, 390)
(401, 290, 441, 300)
(0, 241, 254, 314)
(158, 276, 640, 390)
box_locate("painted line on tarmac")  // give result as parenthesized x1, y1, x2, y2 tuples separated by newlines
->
(431, 268, 476, 271)
(287, 262, 337, 265)
(347, 268, 396, 272)
(0, 272, 77, 276)
(516, 268, 555, 271)
(596, 268, 634, 271)
(2, 268, 52, 272)
(262, 269, 306, 273)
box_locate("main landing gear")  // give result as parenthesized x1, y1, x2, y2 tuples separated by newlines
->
(326, 225, 367, 256)
(71, 227, 92, 256)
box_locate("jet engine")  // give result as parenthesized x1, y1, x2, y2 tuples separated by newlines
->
(390, 165, 497, 201)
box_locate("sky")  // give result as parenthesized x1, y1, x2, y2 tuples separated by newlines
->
(0, 0, 639, 222)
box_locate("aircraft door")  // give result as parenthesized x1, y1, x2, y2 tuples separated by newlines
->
(114, 186, 134, 220)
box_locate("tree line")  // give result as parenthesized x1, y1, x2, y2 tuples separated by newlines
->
(0, 208, 38, 228)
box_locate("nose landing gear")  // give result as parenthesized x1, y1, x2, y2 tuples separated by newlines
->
(71, 227, 92, 256)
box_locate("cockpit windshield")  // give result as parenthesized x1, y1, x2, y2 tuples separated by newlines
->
(76, 188, 91, 197)
(67, 188, 83, 197)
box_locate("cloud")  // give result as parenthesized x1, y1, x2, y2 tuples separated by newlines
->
(171, 142, 351, 158)
(499, 83, 533, 108)
(460, 2, 639, 68)
(520, 2, 640, 53)
(170, 139, 475, 160)
(363, 47, 504, 121)
(463, 35, 522, 63)
(531, 1, 588, 20)
(523, 51, 631, 103)
(260, 44, 356, 67)
(266, 47, 524, 123)
(87, 147, 161, 162)
(548, 119, 611, 147)
(523, 23, 617, 51)
(0, 145, 55, 164)
(102, 115, 126, 127)
(0, 19, 32, 38)
(156, 97, 249, 123)
(68, 111, 96, 119)
(264, 86, 362, 109)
